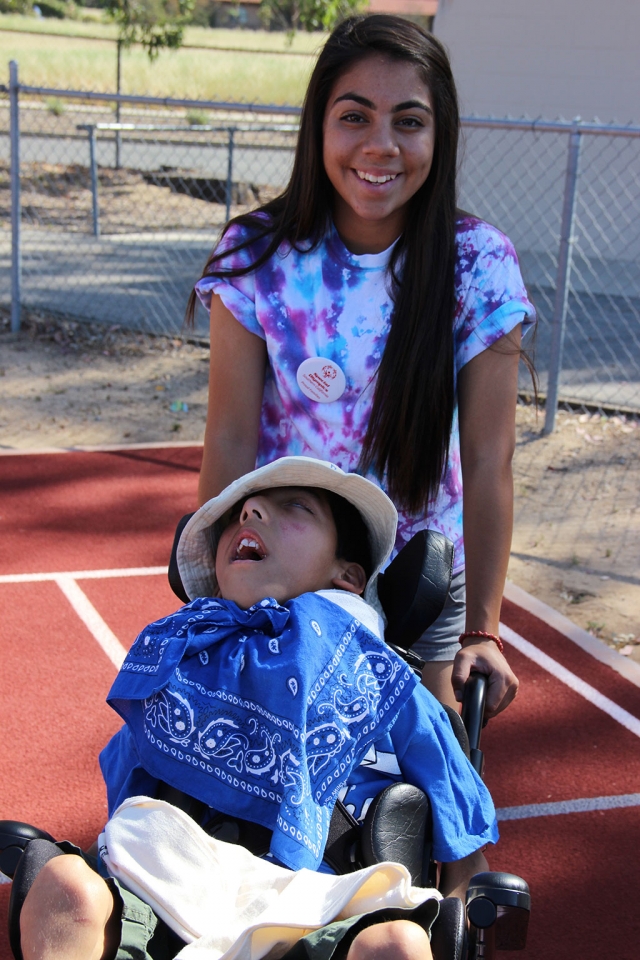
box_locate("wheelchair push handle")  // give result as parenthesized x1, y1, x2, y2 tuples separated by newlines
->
(461, 672, 487, 777)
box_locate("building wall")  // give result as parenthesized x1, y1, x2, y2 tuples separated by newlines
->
(433, 0, 640, 124)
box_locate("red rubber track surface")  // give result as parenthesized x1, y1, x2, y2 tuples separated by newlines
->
(1, 448, 639, 959)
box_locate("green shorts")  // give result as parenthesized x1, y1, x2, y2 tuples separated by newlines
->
(107, 876, 185, 960)
(108, 887, 439, 960)
(280, 898, 440, 960)
(54, 841, 185, 960)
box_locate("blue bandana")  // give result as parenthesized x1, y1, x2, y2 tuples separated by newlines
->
(106, 594, 416, 871)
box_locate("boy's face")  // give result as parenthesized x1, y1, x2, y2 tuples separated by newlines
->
(215, 486, 365, 608)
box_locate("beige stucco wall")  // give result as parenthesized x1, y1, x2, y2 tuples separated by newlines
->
(433, 0, 639, 123)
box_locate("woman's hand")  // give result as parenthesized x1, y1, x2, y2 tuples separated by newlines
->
(198, 294, 267, 505)
(451, 638, 519, 717)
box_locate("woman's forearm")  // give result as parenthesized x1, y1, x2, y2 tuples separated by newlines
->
(198, 423, 261, 506)
(453, 326, 521, 715)
(198, 295, 267, 506)
(461, 455, 514, 635)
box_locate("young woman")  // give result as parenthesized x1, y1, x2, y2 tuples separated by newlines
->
(186, 14, 536, 717)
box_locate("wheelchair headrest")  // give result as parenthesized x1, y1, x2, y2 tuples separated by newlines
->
(376, 529, 454, 649)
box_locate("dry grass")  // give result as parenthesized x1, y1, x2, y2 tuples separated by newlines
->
(0, 16, 320, 103)
(510, 403, 640, 653)
(0, 13, 325, 52)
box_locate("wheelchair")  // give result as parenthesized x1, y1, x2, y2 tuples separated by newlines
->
(0, 527, 530, 960)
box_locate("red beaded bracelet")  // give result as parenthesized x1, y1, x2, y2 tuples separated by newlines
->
(458, 630, 504, 654)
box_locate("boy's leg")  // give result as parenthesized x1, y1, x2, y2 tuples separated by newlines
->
(440, 848, 489, 900)
(20, 855, 119, 960)
(347, 920, 433, 960)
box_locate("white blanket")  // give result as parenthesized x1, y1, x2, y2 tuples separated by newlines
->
(100, 797, 440, 960)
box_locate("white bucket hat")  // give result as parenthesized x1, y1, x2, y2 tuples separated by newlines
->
(177, 456, 397, 603)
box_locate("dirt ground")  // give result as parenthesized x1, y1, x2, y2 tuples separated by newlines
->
(2, 307, 639, 662)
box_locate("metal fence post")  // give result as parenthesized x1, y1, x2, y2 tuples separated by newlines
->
(9, 60, 21, 333)
(544, 122, 583, 434)
(225, 127, 235, 222)
(87, 125, 101, 237)
(115, 39, 122, 170)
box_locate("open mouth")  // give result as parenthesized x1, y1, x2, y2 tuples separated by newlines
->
(233, 536, 266, 562)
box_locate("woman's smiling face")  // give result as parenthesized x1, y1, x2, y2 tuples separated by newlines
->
(322, 54, 435, 254)
(215, 486, 349, 608)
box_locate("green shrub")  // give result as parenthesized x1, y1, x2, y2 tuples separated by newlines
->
(37, 0, 77, 17)
(190, 0, 218, 26)
(0, 0, 33, 13)
(186, 108, 209, 125)
(45, 96, 66, 115)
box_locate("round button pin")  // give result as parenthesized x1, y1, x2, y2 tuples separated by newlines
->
(296, 357, 346, 403)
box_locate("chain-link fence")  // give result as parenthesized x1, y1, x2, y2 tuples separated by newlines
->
(0, 66, 301, 340)
(1, 62, 639, 424)
(458, 119, 640, 428)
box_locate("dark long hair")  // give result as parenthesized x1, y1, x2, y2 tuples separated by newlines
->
(186, 15, 460, 514)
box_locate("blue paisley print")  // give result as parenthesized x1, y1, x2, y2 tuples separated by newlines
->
(104, 594, 416, 871)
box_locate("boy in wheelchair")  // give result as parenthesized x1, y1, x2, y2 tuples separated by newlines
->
(16, 456, 500, 960)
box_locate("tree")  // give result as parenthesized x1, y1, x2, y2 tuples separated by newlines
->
(106, 0, 195, 60)
(105, 0, 195, 165)
(259, 0, 366, 35)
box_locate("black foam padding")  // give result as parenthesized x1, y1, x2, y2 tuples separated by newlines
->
(430, 897, 466, 960)
(8, 839, 66, 960)
(466, 871, 531, 911)
(0, 822, 55, 880)
(441, 705, 470, 759)
(466, 872, 531, 950)
(322, 801, 360, 875)
(377, 530, 454, 649)
(360, 783, 431, 886)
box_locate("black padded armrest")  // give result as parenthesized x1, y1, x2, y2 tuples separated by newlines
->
(360, 783, 432, 886)
(377, 530, 454, 649)
(0, 821, 55, 880)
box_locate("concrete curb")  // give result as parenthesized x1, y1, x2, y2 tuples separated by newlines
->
(0, 441, 204, 455)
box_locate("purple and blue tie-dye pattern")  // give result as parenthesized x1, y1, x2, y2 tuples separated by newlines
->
(195, 215, 535, 574)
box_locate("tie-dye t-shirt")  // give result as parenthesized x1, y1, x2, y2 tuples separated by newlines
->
(195, 215, 535, 574)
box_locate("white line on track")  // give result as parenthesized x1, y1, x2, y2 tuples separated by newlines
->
(500, 622, 640, 738)
(0, 566, 166, 584)
(497, 793, 640, 820)
(55, 575, 127, 669)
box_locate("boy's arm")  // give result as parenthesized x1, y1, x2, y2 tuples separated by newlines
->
(439, 848, 488, 900)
